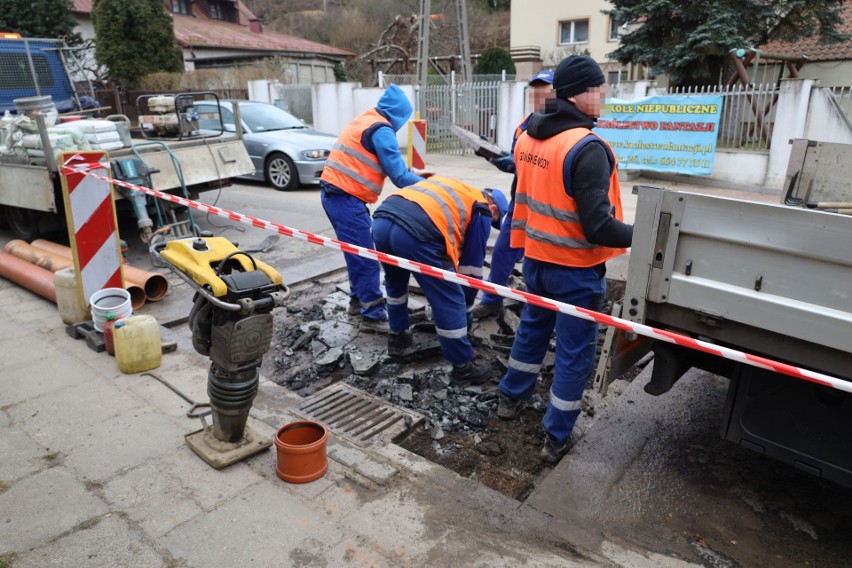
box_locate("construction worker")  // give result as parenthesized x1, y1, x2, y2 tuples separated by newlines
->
(496, 55, 633, 463)
(371, 176, 509, 386)
(320, 84, 430, 333)
(472, 69, 555, 319)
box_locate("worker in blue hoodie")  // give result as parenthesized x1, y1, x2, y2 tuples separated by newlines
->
(320, 85, 431, 333)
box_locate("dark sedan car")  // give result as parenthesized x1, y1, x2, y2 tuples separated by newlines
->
(195, 100, 336, 190)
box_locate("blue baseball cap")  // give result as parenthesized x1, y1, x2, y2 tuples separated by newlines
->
(529, 70, 554, 86)
(485, 188, 509, 229)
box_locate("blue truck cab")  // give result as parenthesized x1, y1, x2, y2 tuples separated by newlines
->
(0, 35, 97, 114)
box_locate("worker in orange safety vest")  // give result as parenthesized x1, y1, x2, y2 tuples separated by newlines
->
(496, 55, 634, 464)
(320, 84, 431, 334)
(371, 176, 509, 386)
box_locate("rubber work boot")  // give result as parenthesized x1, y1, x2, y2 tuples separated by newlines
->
(472, 300, 503, 320)
(496, 391, 523, 420)
(359, 318, 390, 334)
(347, 296, 361, 315)
(388, 329, 413, 357)
(451, 361, 492, 386)
(540, 433, 576, 464)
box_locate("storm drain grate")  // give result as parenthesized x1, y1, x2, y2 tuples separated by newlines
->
(294, 383, 423, 447)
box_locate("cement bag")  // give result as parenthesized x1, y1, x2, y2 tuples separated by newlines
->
(85, 131, 121, 143)
(73, 119, 118, 133)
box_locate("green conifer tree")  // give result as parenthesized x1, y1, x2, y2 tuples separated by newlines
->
(92, 0, 184, 89)
(607, 0, 848, 88)
(0, 0, 81, 44)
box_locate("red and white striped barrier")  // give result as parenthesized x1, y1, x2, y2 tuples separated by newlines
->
(407, 118, 427, 170)
(59, 158, 852, 395)
(59, 152, 124, 305)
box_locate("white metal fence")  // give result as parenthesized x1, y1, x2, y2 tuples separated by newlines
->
(381, 73, 515, 86)
(667, 84, 780, 150)
(829, 86, 852, 126)
(421, 80, 501, 154)
(272, 84, 313, 125)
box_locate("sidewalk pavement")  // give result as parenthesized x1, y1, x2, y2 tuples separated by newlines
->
(0, 154, 780, 567)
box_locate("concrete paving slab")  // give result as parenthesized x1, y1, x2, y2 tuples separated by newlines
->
(340, 488, 448, 563)
(7, 374, 145, 443)
(25, 402, 188, 483)
(124, 365, 210, 423)
(322, 539, 393, 567)
(0, 349, 107, 407)
(0, 467, 108, 554)
(12, 514, 165, 568)
(103, 441, 267, 532)
(102, 455, 208, 539)
(0, 422, 49, 484)
(159, 481, 344, 567)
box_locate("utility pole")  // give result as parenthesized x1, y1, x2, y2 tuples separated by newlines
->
(416, 0, 472, 114)
(416, 0, 431, 116)
(456, 0, 472, 82)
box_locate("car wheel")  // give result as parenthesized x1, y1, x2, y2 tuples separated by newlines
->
(265, 153, 299, 191)
(5, 206, 41, 240)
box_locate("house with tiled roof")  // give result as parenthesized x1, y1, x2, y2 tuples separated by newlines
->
(756, 3, 852, 87)
(71, 0, 353, 84)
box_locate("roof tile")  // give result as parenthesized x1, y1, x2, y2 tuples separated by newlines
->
(760, 4, 852, 61)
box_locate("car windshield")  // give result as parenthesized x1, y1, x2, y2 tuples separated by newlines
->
(240, 103, 306, 132)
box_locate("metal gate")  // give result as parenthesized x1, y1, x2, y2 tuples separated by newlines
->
(668, 84, 780, 150)
(272, 83, 313, 125)
(421, 81, 500, 154)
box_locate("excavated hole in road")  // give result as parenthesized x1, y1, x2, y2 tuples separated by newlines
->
(262, 274, 646, 501)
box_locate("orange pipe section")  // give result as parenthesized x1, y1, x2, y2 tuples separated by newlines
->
(0, 250, 57, 303)
(3, 240, 73, 272)
(31, 239, 168, 302)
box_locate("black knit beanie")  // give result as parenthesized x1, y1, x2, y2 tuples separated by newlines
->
(553, 55, 606, 99)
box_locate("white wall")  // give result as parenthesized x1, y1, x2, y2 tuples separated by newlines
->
(712, 150, 769, 186)
(294, 77, 852, 190)
(312, 84, 417, 147)
(496, 81, 528, 151)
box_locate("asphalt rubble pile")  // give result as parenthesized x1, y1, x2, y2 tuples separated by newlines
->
(265, 276, 637, 459)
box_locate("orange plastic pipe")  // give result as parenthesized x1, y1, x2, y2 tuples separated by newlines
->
(31, 239, 167, 302)
(0, 250, 57, 303)
(3, 240, 73, 272)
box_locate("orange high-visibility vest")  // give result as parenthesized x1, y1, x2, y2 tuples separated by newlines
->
(510, 128, 626, 267)
(394, 176, 488, 268)
(320, 108, 390, 203)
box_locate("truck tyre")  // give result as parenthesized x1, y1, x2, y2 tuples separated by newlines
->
(5, 206, 41, 241)
(265, 153, 299, 191)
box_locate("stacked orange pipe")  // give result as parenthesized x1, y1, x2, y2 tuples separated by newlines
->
(0, 250, 57, 303)
(31, 239, 169, 305)
(3, 239, 144, 310)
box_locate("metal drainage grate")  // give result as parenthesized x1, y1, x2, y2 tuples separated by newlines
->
(294, 383, 423, 447)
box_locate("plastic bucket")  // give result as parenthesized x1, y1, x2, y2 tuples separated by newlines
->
(89, 287, 132, 332)
(14, 95, 58, 127)
(274, 421, 328, 483)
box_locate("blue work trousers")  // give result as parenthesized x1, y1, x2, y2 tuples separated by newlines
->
(320, 188, 387, 321)
(498, 258, 605, 442)
(372, 217, 473, 365)
(480, 203, 523, 305)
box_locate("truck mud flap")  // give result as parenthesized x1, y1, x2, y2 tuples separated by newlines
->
(721, 365, 852, 489)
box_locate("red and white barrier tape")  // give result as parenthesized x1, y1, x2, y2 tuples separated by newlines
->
(59, 160, 852, 394)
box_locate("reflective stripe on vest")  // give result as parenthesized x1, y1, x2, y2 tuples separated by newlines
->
(394, 176, 485, 268)
(510, 128, 626, 267)
(320, 108, 389, 203)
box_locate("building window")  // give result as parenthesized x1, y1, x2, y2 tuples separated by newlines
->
(171, 0, 191, 15)
(609, 17, 621, 41)
(208, 0, 237, 22)
(559, 19, 589, 45)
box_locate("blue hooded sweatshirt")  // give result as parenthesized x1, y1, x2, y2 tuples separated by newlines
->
(361, 85, 424, 188)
